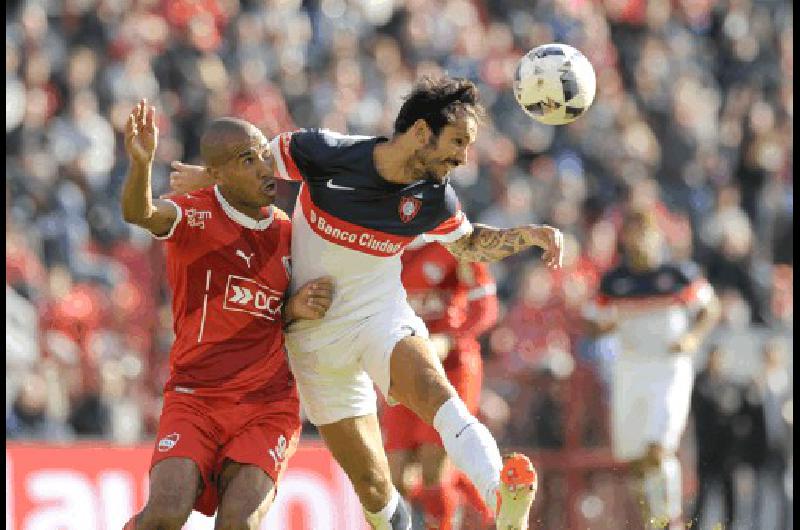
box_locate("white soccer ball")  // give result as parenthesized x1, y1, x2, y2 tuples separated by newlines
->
(513, 43, 597, 126)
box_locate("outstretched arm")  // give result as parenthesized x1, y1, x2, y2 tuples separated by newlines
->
(121, 99, 176, 236)
(168, 161, 214, 195)
(443, 223, 564, 267)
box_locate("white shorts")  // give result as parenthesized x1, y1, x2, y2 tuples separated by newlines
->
(611, 356, 694, 461)
(285, 303, 429, 426)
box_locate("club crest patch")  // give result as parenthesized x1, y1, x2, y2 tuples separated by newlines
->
(158, 432, 180, 452)
(398, 196, 422, 223)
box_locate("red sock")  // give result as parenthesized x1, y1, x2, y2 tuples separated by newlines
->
(418, 484, 458, 530)
(122, 518, 136, 530)
(454, 471, 493, 524)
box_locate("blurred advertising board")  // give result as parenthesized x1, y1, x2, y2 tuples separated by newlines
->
(6, 442, 369, 530)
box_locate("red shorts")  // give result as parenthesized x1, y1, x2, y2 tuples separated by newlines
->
(150, 389, 301, 516)
(383, 352, 482, 452)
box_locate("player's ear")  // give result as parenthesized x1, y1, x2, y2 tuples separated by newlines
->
(412, 119, 431, 145)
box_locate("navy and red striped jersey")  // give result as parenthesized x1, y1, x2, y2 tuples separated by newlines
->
(269, 129, 472, 348)
(587, 261, 714, 360)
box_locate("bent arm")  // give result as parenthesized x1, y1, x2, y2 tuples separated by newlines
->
(121, 159, 177, 236)
(688, 291, 722, 342)
(443, 223, 563, 266)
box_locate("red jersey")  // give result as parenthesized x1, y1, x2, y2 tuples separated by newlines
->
(158, 186, 293, 400)
(401, 241, 498, 365)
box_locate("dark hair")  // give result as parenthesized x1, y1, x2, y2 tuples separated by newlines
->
(393, 76, 484, 137)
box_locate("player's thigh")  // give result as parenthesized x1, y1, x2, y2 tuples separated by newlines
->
(611, 361, 651, 461)
(642, 362, 692, 454)
(143, 458, 202, 520)
(215, 460, 276, 530)
(317, 413, 393, 510)
(287, 338, 378, 427)
(388, 335, 456, 425)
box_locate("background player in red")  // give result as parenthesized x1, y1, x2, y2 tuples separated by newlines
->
(119, 99, 334, 530)
(384, 240, 498, 529)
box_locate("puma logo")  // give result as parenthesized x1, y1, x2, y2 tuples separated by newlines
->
(236, 249, 255, 268)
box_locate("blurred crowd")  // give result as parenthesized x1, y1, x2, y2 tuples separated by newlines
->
(5, 0, 792, 484)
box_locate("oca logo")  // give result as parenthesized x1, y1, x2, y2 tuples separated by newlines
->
(224, 275, 283, 320)
(158, 433, 180, 452)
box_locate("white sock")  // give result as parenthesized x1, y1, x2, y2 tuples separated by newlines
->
(363, 487, 400, 530)
(662, 456, 682, 521)
(433, 397, 502, 512)
(642, 456, 682, 523)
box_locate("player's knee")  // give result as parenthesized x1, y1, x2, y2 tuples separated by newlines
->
(139, 489, 194, 530)
(214, 512, 259, 530)
(137, 503, 191, 530)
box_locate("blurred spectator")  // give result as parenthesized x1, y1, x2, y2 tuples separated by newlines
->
(740, 338, 793, 530)
(689, 345, 745, 529)
(6, 370, 73, 441)
(3, 0, 791, 483)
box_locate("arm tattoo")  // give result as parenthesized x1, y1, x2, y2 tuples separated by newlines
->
(444, 223, 537, 262)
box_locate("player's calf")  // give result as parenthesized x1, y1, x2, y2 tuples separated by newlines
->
(133, 506, 192, 530)
(389, 337, 503, 509)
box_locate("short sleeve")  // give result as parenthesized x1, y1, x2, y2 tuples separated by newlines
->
(270, 128, 371, 183)
(422, 184, 473, 243)
(676, 262, 714, 310)
(151, 198, 184, 242)
(270, 131, 306, 182)
(151, 194, 208, 246)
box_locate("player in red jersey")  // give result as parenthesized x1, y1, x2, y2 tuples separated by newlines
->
(383, 240, 498, 529)
(119, 99, 333, 530)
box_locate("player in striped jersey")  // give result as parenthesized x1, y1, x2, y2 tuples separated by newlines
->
(585, 208, 720, 529)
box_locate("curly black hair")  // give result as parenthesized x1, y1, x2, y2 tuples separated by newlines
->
(393, 76, 485, 137)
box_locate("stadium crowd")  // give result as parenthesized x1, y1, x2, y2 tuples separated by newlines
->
(5, 0, 792, 525)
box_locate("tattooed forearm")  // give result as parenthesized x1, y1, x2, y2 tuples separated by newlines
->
(444, 223, 538, 262)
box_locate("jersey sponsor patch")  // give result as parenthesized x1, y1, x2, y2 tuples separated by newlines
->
(185, 208, 212, 229)
(223, 275, 284, 320)
(300, 185, 411, 256)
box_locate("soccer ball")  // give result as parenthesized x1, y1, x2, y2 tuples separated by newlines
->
(513, 43, 597, 126)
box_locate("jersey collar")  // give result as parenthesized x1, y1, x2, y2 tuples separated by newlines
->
(214, 185, 274, 230)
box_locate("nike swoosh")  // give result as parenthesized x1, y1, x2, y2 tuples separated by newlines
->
(455, 423, 475, 438)
(326, 179, 356, 191)
(399, 182, 425, 192)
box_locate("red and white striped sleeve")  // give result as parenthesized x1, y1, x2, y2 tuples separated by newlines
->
(269, 131, 304, 182)
(423, 210, 473, 243)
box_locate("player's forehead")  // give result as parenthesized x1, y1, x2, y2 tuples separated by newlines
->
(230, 131, 271, 158)
(441, 114, 478, 144)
